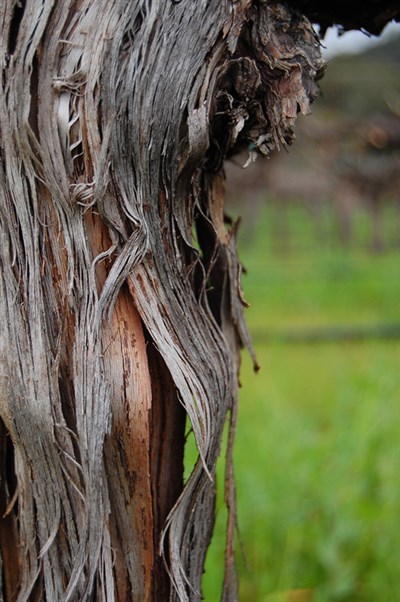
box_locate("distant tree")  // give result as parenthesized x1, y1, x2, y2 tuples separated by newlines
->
(0, 1, 396, 600)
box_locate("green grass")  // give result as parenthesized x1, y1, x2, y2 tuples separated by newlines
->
(189, 203, 400, 601)
(239, 343, 398, 601)
(240, 203, 400, 330)
(243, 248, 399, 331)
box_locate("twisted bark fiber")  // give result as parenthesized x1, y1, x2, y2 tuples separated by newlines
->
(0, 1, 324, 600)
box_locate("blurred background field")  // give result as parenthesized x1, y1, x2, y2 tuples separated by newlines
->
(199, 204, 399, 602)
(188, 30, 400, 602)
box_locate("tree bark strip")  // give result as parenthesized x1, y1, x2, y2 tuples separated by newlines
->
(7, 0, 394, 599)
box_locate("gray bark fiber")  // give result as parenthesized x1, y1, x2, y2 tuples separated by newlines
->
(0, 1, 324, 600)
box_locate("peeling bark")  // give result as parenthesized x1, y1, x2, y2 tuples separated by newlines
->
(0, 1, 326, 600)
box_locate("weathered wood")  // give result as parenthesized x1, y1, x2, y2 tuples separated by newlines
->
(0, 1, 324, 599)
(1, 1, 392, 600)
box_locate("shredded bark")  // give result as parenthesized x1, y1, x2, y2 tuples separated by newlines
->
(0, 1, 324, 600)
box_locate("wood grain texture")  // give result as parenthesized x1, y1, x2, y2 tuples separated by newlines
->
(0, 0, 342, 599)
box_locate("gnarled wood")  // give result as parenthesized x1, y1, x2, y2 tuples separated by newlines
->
(1, 0, 393, 600)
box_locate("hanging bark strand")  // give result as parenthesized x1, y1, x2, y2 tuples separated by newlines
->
(0, 1, 324, 600)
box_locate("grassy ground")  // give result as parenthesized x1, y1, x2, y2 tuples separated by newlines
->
(190, 202, 400, 601)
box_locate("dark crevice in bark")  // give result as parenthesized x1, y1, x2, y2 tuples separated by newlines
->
(7, 1, 26, 57)
(195, 200, 225, 325)
(28, 52, 40, 139)
(57, 364, 83, 485)
(147, 336, 186, 600)
(0, 420, 20, 602)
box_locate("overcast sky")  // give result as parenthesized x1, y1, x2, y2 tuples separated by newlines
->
(321, 20, 400, 58)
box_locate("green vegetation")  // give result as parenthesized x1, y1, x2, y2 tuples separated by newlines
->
(240, 203, 399, 332)
(187, 202, 400, 601)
